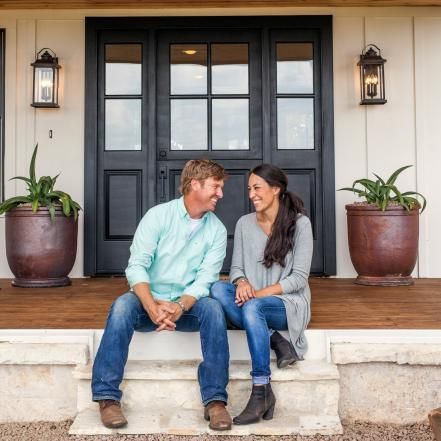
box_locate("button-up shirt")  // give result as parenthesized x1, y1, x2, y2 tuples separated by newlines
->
(125, 197, 227, 301)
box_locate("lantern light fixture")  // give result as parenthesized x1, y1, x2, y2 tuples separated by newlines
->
(31, 48, 61, 108)
(357, 44, 387, 105)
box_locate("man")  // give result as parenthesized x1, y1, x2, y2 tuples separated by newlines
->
(91, 159, 232, 431)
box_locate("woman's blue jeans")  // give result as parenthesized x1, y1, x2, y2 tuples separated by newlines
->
(210, 281, 288, 384)
(92, 291, 229, 406)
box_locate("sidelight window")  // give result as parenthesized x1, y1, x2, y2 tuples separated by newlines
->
(276, 42, 315, 150)
(104, 44, 142, 151)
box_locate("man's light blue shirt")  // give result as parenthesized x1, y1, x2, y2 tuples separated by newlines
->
(125, 197, 227, 301)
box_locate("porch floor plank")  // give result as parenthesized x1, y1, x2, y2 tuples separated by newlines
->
(0, 278, 440, 329)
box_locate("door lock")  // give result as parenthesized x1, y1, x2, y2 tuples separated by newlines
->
(159, 166, 168, 202)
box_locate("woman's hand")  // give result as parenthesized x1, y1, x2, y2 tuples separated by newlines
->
(235, 279, 255, 306)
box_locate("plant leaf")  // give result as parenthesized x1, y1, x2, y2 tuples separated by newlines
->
(386, 165, 412, 186)
(29, 144, 38, 184)
(9, 176, 32, 185)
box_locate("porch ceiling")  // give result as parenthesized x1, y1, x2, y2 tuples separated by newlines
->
(0, 0, 440, 8)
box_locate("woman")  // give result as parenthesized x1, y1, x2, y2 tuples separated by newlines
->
(211, 164, 313, 425)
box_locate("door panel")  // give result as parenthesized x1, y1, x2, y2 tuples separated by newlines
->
(85, 17, 335, 277)
(269, 29, 323, 272)
(95, 30, 150, 274)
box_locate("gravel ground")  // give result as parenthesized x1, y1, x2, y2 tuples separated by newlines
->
(0, 421, 434, 441)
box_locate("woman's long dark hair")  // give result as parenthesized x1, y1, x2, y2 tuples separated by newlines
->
(250, 164, 305, 268)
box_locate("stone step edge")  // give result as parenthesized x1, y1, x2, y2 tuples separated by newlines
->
(69, 407, 343, 436)
(0, 342, 89, 365)
(74, 359, 339, 381)
(332, 342, 441, 365)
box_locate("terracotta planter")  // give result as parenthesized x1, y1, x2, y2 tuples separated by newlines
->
(346, 204, 419, 286)
(5, 205, 78, 287)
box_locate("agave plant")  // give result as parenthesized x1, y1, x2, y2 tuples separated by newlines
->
(0, 144, 81, 220)
(339, 165, 426, 212)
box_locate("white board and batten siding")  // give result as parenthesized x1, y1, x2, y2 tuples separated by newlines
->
(0, 8, 440, 278)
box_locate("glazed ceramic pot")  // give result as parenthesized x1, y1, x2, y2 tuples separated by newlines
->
(5, 205, 78, 287)
(346, 204, 419, 286)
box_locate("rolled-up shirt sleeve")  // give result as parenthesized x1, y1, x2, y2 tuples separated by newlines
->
(125, 208, 162, 289)
(229, 217, 246, 283)
(279, 217, 313, 294)
(185, 224, 227, 300)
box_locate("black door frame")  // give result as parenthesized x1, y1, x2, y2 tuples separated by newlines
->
(84, 15, 336, 276)
(0, 29, 5, 203)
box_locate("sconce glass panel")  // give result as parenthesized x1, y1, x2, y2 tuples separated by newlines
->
(34, 68, 55, 104)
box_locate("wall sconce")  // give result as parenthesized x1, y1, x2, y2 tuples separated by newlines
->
(357, 44, 387, 105)
(31, 48, 61, 108)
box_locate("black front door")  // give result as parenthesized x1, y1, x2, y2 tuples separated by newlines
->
(85, 16, 335, 276)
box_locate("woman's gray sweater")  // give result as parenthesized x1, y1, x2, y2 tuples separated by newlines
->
(229, 213, 313, 359)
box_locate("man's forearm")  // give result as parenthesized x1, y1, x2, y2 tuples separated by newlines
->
(133, 282, 156, 311)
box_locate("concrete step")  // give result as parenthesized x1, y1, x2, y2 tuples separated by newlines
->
(69, 407, 343, 436)
(74, 360, 340, 415)
(72, 359, 341, 435)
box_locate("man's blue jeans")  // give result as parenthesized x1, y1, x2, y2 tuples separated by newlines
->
(92, 291, 229, 406)
(210, 281, 288, 384)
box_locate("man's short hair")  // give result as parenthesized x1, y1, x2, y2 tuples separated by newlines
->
(180, 159, 228, 195)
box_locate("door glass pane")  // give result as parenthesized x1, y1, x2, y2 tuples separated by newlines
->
(170, 44, 207, 95)
(105, 99, 141, 151)
(212, 99, 249, 150)
(277, 43, 313, 94)
(171, 99, 207, 150)
(211, 44, 249, 94)
(277, 98, 314, 150)
(105, 44, 142, 95)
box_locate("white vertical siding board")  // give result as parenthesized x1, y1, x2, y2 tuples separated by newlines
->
(15, 20, 36, 194)
(365, 17, 418, 276)
(35, 19, 85, 277)
(333, 16, 366, 277)
(364, 17, 416, 188)
(414, 17, 441, 277)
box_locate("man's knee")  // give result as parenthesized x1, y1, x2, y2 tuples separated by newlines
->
(198, 296, 226, 325)
(210, 281, 230, 302)
(110, 291, 140, 322)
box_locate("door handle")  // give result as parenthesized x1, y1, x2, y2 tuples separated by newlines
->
(159, 166, 167, 202)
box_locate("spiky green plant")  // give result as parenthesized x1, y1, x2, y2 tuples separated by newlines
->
(0, 144, 81, 221)
(339, 165, 426, 213)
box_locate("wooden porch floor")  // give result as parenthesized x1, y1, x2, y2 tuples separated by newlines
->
(0, 278, 440, 329)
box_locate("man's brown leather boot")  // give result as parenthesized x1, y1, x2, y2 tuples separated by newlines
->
(429, 408, 441, 441)
(98, 400, 128, 429)
(204, 400, 232, 431)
